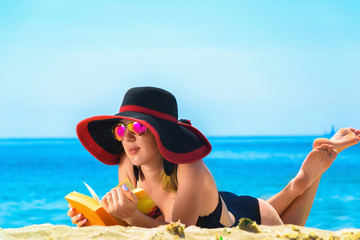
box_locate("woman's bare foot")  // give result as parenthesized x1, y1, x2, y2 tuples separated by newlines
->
(291, 144, 338, 196)
(313, 128, 360, 153)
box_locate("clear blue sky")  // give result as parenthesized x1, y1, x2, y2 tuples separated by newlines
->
(1, 0, 359, 137)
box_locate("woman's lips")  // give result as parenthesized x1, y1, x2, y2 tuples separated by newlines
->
(127, 147, 140, 155)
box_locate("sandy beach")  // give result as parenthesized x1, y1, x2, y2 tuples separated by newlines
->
(1, 221, 360, 240)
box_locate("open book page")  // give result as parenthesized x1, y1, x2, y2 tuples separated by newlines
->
(83, 178, 135, 206)
(83, 182, 101, 204)
(83, 178, 135, 204)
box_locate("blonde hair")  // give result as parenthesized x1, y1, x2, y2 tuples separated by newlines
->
(160, 164, 178, 192)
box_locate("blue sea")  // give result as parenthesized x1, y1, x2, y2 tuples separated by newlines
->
(0, 136, 359, 230)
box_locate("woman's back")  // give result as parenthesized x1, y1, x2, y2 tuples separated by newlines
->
(118, 153, 232, 226)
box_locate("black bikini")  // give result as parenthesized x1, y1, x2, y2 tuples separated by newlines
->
(133, 166, 261, 228)
(196, 194, 223, 228)
(196, 192, 261, 228)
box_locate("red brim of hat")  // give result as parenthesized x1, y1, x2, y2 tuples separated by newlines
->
(76, 115, 212, 165)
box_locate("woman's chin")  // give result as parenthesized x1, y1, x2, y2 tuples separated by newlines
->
(129, 157, 143, 166)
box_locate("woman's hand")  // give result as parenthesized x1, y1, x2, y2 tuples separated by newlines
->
(67, 204, 88, 227)
(101, 185, 139, 224)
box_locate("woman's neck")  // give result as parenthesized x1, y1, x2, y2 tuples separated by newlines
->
(139, 156, 164, 182)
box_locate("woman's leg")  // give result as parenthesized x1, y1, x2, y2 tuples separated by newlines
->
(279, 178, 320, 225)
(266, 128, 360, 226)
(267, 144, 337, 225)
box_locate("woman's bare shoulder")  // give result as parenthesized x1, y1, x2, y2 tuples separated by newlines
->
(177, 160, 208, 187)
(177, 160, 206, 177)
(178, 159, 205, 170)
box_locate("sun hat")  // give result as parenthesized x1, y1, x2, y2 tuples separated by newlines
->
(76, 86, 212, 165)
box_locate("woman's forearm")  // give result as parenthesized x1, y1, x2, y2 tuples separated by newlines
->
(124, 210, 167, 228)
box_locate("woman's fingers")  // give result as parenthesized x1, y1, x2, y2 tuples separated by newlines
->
(101, 195, 109, 210)
(121, 185, 137, 203)
(71, 213, 87, 227)
(67, 206, 78, 217)
(111, 188, 120, 204)
(71, 213, 82, 224)
(104, 192, 114, 208)
(68, 204, 88, 227)
(76, 218, 88, 227)
(102, 191, 116, 211)
(67, 207, 74, 217)
(117, 185, 137, 204)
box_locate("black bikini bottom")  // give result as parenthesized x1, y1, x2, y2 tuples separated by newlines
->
(219, 191, 261, 226)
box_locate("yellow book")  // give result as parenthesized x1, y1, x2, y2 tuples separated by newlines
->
(65, 178, 161, 226)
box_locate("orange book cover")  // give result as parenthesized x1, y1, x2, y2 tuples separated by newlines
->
(65, 178, 161, 226)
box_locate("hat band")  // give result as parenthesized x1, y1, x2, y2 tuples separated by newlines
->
(120, 105, 178, 123)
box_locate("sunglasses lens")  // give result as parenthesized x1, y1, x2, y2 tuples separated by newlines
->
(114, 124, 126, 141)
(130, 122, 147, 136)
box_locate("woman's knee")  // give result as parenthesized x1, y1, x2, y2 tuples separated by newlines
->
(258, 199, 283, 226)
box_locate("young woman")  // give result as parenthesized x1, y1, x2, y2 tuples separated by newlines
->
(67, 87, 360, 228)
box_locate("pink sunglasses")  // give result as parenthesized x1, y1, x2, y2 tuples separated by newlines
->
(112, 121, 147, 141)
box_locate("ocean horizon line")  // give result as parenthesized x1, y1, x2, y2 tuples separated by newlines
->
(0, 134, 330, 140)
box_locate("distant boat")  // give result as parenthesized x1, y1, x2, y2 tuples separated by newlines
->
(324, 125, 336, 136)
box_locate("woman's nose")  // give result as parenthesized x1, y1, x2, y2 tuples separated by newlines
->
(122, 127, 135, 141)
